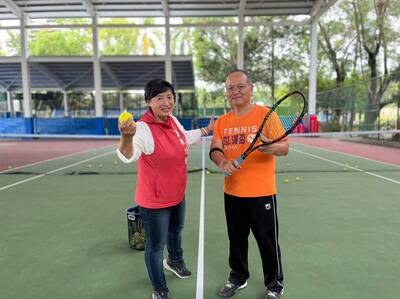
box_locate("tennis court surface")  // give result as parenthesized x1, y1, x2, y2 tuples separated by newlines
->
(1, 133, 399, 299)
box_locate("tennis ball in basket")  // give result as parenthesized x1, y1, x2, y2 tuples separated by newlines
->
(283, 178, 289, 184)
(136, 243, 145, 250)
(118, 111, 133, 124)
(295, 176, 300, 181)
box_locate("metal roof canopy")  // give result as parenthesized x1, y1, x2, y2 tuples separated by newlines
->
(0, 1, 335, 20)
(0, 0, 338, 118)
(0, 56, 195, 91)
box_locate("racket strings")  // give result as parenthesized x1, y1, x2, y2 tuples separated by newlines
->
(261, 113, 285, 142)
(262, 93, 306, 143)
(280, 94, 306, 132)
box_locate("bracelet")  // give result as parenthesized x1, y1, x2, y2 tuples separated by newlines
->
(209, 147, 224, 160)
(201, 127, 208, 136)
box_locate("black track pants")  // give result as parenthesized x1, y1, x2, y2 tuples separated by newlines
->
(224, 193, 284, 292)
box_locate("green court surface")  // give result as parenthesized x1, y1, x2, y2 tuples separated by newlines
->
(1, 140, 399, 299)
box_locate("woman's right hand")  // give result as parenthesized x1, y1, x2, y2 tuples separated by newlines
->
(119, 120, 137, 137)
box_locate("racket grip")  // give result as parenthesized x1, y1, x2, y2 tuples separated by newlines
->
(224, 156, 244, 176)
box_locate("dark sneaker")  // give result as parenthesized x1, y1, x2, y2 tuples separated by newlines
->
(265, 288, 284, 299)
(217, 280, 247, 298)
(152, 288, 170, 299)
(163, 258, 192, 278)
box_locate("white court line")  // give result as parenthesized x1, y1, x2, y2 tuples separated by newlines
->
(0, 144, 116, 174)
(291, 141, 400, 169)
(195, 139, 206, 299)
(0, 150, 115, 191)
(291, 147, 400, 185)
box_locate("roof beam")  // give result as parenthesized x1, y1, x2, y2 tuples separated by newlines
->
(238, 0, 247, 18)
(30, 63, 66, 89)
(161, 0, 170, 18)
(29, 56, 93, 63)
(101, 62, 122, 88)
(64, 68, 92, 89)
(311, 0, 338, 21)
(122, 65, 165, 89)
(1, 0, 22, 18)
(0, 79, 8, 91)
(80, 0, 96, 17)
(310, 0, 325, 17)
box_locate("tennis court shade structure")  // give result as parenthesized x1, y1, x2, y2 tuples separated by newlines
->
(0, 0, 339, 120)
(0, 1, 337, 19)
(0, 56, 195, 91)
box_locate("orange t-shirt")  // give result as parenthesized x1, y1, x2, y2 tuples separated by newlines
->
(213, 104, 286, 197)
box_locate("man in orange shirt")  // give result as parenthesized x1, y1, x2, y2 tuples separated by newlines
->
(209, 70, 288, 299)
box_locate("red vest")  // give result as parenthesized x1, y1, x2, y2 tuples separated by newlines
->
(135, 109, 188, 208)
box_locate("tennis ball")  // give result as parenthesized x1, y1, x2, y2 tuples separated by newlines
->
(87, 164, 92, 168)
(113, 161, 118, 165)
(206, 170, 211, 175)
(136, 243, 145, 250)
(7, 165, 12, 169)
(287, 163, 291, 167)
(98, 164, 103, 168)
(295, 176, 300, 181)
(283, 178, 289, 184)
(118, 111, 133, 124)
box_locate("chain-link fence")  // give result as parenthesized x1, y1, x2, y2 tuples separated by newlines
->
(316, 79, 400, 132)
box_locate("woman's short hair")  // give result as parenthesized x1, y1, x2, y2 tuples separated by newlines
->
(144, 79, 176, 102)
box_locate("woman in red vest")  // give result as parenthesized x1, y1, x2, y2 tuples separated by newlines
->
(117, 79, 213, 299)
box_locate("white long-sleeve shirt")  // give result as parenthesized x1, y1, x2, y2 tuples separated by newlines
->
(116, 115, 202, 163)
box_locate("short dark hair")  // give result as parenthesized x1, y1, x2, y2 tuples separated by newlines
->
(144, 79, 176, 102)
(226, 69, 252, 83)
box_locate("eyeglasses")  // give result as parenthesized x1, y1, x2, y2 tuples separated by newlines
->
(226, 83, 250, 93)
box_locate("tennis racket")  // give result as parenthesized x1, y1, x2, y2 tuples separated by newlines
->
(225, 90, 307, 176)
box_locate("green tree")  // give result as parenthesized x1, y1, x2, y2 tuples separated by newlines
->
(29, 19, 92, 55)
(5, 30, 21, 55)
(100, 18, 163, 55)
(318, 2, 357, 125)
(192, 18, 310, 99)
(352, 0, 399, 129)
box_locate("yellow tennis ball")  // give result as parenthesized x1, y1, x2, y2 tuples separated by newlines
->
(206, 170, 211, 175)
(118, 111, 133, 124)
(295, 176, 300, 181)
(283, 178, 289, 184)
